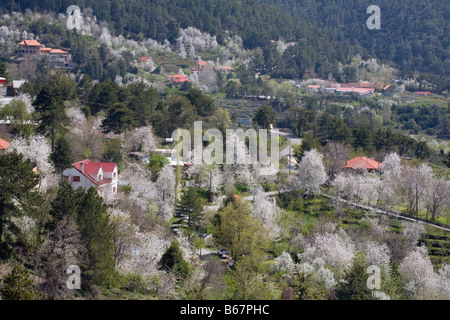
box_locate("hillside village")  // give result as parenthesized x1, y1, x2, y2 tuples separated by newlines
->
(0, 5, 449, 302)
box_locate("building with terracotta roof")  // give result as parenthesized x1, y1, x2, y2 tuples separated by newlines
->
(0, 137, 10, 154)
(415, 91, 432, 96)
(168, 74, 191, 84)
(17, 40, 42, 55)
(198, 61, 207, 70)
(63, 159, 118, 198)
(220, 66, 234, 72)
(344, 156, 382, 173)
(16, 41, 71, 68)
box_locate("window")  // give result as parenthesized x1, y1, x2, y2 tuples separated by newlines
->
(113, 172, 116, 178)
(113, 187, 116, 193)
(72, 176, 80, 182)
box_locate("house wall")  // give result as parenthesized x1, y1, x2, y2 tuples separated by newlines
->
(63, 167, 97, 191)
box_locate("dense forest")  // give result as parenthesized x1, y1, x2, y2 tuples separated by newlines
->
(2, 0, 361, 79)
(259, 0, 449, 76)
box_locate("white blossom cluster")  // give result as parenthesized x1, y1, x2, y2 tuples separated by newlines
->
(8, 135, 58, 192)
(252, 187, 280, 239)
(176, 27, 218, 59)
(299, 231, 356, 276)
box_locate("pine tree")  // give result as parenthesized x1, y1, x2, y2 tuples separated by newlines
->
(47, 181, 78, 231)
(33, 85, 70, 152)
(0, 152, 41, 243)
(177, 188, 204, 237)
(51, 137, 73, 174)
(335, 251, 374, 300)
(0, 265, 42, 300)
(254, 104, 276, 129)
(101, 104, 137, 134)
(76, 188, 116, 289)
(159, 240, 190, 279)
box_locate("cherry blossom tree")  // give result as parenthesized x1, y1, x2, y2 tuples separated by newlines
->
(437, 264, 450, 296)
(296, 257, 337, 290)
(252, 187, 280, 239)
(156, 165, 177, 221)
(402, 221, 425, 247)
(362, 241, 391, 269)
(273, 252, 295, 275)
(381, 152, 401, 177)
(8, 135, 57, 192)
(398, 246, 439, 298)
(299, 231, 355, 278)
(296, 149, 327, 194)
(128, 126, 157, 154)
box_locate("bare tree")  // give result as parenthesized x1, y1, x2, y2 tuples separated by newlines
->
(323, 142, 350, 189)
(424, 179, 450, 221)
(400, 164, 433, 217)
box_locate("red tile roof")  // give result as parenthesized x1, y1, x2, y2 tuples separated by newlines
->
(140, 56, 150, 62)
(0, 138, 10, 150)
(168, 74, 191, 83)
(49, 49, 68, 54)
(307, 85, 320, 89)
(345, 157, 382, 170)
(18, 40, 42, 46)
(199, 61, 207, 65)
(415, 91, 432, 95)
(72, 159, 116, 186)
(40, 47, 52, 53)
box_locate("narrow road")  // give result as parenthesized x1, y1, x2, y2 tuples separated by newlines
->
(243, 188, 450, 232)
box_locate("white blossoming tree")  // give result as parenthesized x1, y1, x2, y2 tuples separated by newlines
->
(381, 152, 402, 177)
(156, 165, 177, 221)
(299, 231, 355, 278)
(8, 135, 57, 192)
(128, 126, 157, 154)
(297, 149, 327, 194)
(398, 246, 439, 298)
(252, 187, 280, 239)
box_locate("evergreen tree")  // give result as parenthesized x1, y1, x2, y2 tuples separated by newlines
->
(159, 240, 190, 279)
(177, 188, 204, 236)
(76, 188, 116, 289)
(0, 152, 41, 245)
(254, 104, 276, 129)
(51, 137, 73, 174)
(335, 252, 374, 300)
(47, 180, 78, 231)
(101, 104, 137, 134)
(0, 265, 42, 300)
(33, 85, 69, 152)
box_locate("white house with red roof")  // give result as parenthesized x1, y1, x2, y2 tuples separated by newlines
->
(63, 159, 118, 198)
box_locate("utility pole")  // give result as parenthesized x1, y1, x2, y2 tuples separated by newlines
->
(288, 147, 291, 175)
